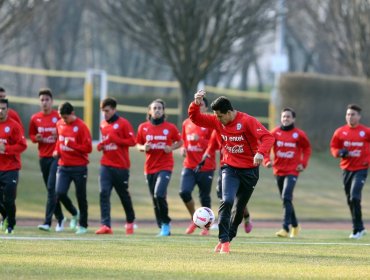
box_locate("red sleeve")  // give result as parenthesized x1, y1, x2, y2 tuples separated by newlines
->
(299, 130, 311, 168)
(66, 123, 92, 154)
(5, 125, 27, 155)
(248, 117, 275, 157)
(188, 102, 217, 128)
(205, 130, 221, 155)
(28, 116, 38, 143)
(136, 124, 145, 145)
(181, 121, 186, 143)
(330, 128, 341, 158)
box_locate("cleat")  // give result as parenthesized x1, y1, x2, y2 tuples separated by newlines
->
(185, 222, 197, 234)
(220, 242, 230, 254)
(125, 222, 134, 235)
(349, 229, 366, 239)
(276, 228, 289, 238)
(244, 219, 253, 234)
(38, 224, 51, 232)
(5, 227, 14, 234)
(290, 225, 301, 238)
(210, 223, 218, 230)
(2, 218, 8, 231)
(55, 217, 67, 232)
(95, 225, 113, 234)
(200, 228, 209, 236)
(76, 226, 87, 235)
(157, 223, 171, 236)
(69, 211, 80, 230)
(214, 242, 222, 253)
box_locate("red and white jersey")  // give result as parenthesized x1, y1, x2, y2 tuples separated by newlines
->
(0, 118, 27, 171)
(189, 102, 274, 169)
(266, 126, 311, 176)
(29, 110, 59, 158)
(100, 116, 136, 169)
(330, 124, 370, 171)
(182, 118, 215, 170)
(8, 108, 24, 132)
(136, 120, 182, 174)
(55, 117, 92, 166)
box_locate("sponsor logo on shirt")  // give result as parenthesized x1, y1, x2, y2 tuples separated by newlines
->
(277, 150, 295, 158)
(186, 144, 203, 152)
(224, 144, 244, 153)
(344, 141, 364, 147)
(146, 134, 167, 141)
(276, 141, 296, 148)
(104, 143, 118, 151)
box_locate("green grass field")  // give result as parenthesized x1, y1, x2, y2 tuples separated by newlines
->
(1, 143, 370, 279)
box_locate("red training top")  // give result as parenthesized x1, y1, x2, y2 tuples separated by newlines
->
(188, 102, 274, 169)
(99, 116, 136, 169)
(136, 120, 181, 174)
(264, 126, 311, 176)
(55, 117, 92, 166)
(330, 124, 370, 171)
(0, 118, 27, 171)
(29, 110, 60, 158)
(182, 118, 215, 171)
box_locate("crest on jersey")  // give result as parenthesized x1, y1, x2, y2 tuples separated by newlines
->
(52, 117, 58, 123)
(73, 126, 79, 132)
(113, 123, 119, 129)
(292, 132, 298, 139)
(163, 129, 169, 135)
(360, 131, 365, 137)
(236, 123, 242, 130)
(4, 126, 10, 133)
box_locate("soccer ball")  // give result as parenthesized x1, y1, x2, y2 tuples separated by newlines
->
(193, 207, 215, 229)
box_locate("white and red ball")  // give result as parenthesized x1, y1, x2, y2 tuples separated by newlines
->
(192, 207, 215, 229)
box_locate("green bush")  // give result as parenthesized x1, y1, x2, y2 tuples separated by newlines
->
(279, 73, 370, 151)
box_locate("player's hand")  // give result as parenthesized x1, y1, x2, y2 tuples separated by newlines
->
(97, 142, 104, 151)
(164, 145, 172, 153)
(52, 150, 59, 158)
(338, 148, 349, 158)
(35, 133, 43, 142)
(265, 161, 272, 168)
(296, 164, 304, 172)
(194, 90, 205, 105)
(144, 142, 152, 152)
(253, 153, 264, 166)
(180, 147, 187, 157)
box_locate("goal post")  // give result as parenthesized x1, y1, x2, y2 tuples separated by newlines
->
(84, 69, 108, 139)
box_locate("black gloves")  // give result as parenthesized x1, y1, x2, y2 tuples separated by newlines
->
(338, 148, 349, 158)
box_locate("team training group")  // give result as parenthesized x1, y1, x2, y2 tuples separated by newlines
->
(0, 87, 368, 254)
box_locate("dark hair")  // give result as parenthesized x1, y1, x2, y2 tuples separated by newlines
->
(0, 87, 5, 92)
(347, 104, 362, 114)
(282, 107, 296, 118)
(101, 97, 117, 109)
(0, 98, 8, 107)
(39, 88, 53, 98)
(147, 99, 166, 120)
(210, 96, 233, 113)
(58, 102, 74, 115)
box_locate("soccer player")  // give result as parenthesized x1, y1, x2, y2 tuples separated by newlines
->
(205, 130, 253, 234)
(0, 98, 27, 234)
(53, 102, 92, 234)
(96, 97, 136, 235)
(179, 97, 215, 236)
(330, 104, 370, 239)
(0, 87, 24, 129)
(29, 88, 76, 232)
(264, 107, 311, 238)
(189, 91, 274, 254)
(136, 99, 183, 236)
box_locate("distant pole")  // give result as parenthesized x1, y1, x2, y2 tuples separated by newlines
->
(270, 0, 288, 129)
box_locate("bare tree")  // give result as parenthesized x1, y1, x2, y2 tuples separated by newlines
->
(91, 0, 273, 122)
(287, 0, 370, 78)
